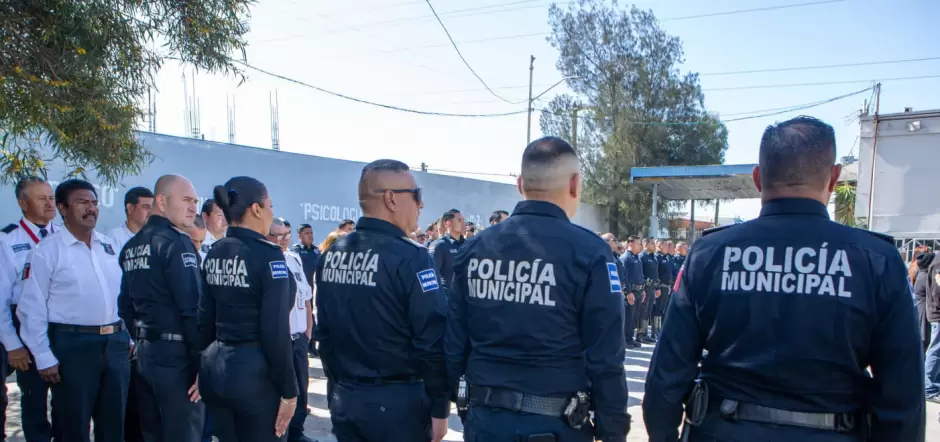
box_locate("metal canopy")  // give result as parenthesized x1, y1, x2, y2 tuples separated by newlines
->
(629, 164, 760, 200)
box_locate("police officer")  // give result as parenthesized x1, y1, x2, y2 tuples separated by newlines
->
(428, 208, 465, 297)
(0, 176, 56, 442)
(316, 159, 449, 442)
(198, 177, 297, 441)
(199, 199, 227, 255)
(652, 240, 674, 338)
(291, 223, 320, 283)
(269, 217, 315, 442)
(672, 242, 687, 277)
(644, 116, 926, 441)
(638, 238, 660, 344)
(620, 236, 646, 349)
(603, 233, 637, 350)
(117, 174, 205, 442)
(18, 179, 131, 442)
(446, 137, 629, 442)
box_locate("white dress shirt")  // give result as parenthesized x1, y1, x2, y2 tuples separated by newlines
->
(106, 222, 137, 251)
(18, 228, 123, 370)
(285, 250, 313, 335)
(0, 218, 58, 351)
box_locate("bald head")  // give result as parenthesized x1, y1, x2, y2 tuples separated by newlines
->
(154, 174, 191, 198)
(520, 136, 581, 193)
(152, 174, 198, 229)
(358, 159, 422, 234)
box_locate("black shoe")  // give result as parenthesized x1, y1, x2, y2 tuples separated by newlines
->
(634, 341, 643, 348)
(642, 336, 657, 344)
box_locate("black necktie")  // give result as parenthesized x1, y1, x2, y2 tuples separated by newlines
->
(39, 228, 48, 238)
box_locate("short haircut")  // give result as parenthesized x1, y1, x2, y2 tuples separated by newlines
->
(601, 233, 616, 242)
(55, 179, 97, 207)
(124, 187, 154, 212)
(192, 215, 206, 229)
(627, 235, 639, 243)
(14, 176, 46, 201)
(201, 199, 217, 216)
(270, 216, 287, 234)
(283, 219, 291, 229)
(489, 210, 509, 224)
(442, 209, 461, 223)
(338, 219, 354, 229)
(357, 159, 411, 206)
(520, 136, 579, 192)
(298, 224, 312, 233)
(759, 116, 836, 191)
(212, 176, 268, 224)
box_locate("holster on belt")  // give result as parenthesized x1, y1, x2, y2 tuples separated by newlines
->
(680, 380, 709, 442)
(456, 376, 468, 423)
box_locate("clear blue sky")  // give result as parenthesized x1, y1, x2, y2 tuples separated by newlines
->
(148, 0, 940, 221)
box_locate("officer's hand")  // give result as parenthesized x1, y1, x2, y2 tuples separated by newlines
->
(188, 376, 201, 403)
(39, 364, 61, 384)
(129, 342, 135, 360)
(625, 293, 635, 305)
(641, 293, 646, 303)
(655, 289, 661, 298)
(430, 417, 448, 442)
(8, 347, 30, 372)
(275, 397, 297, 438)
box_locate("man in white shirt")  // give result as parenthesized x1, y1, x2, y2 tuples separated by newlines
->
(268, 217, 314, 442)
(108, 186, 154, 251)
(0, 175, 58, 442)
(18, 179, 131, 442)
(185, 216, 208, 263)
(199, 199, 227, 255)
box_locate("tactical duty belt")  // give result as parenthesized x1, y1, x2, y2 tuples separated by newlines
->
(719, 399, 858, 433)
(468, 385, 569, 417)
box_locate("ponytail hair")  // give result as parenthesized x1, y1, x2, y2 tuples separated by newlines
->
(212, 176, 268, 224)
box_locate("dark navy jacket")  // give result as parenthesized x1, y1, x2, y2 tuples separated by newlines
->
(198, 227, 299, 399)
(314, 217, 450, 418)
(428, 233, 464, 297)
(655, 251, 674, 289)
(643, 198, 925, 442)
(445, 200, 629, 440)
(620, 251, 645, 293)
(639, 250, 660, 286)
(671, 254, 685, 280)
(290, 243, 320, 283)
(117, 215, 206, 372)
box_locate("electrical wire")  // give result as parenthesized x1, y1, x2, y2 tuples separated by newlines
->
(236, 61, 528, 117)
(426, 167, 516, 177)
(424, 0, 525, 105)
(704, 74, 940, 91)
(700, 56, 940, 76)
(722, 86, 872, 121)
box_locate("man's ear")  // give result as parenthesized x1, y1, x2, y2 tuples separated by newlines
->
(752, 165, 763, 193)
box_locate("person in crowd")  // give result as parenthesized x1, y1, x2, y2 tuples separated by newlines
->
(638, 238, 660, 344)
(118, 175, 205, 442)
(644, 116, 925, 441)
(108, 187, 154, 250)
(200, 199, 228, 255)
(269, 217, 315, 442)
(0, 175, 57, 442)
(186, 216, 209, 262)
(445, 137, 629, 441)
(926, 254, 940, 405)
(198, 177, 297, 441)
(620, 235, 646, 349)
(428, 209, 465, 298)
(19, 179, 131, 442)
(291, 223, 319, 283)
(316, 159, 449, 442)
(465, 222, 477, 239)
(337, 219, 355, 234)
(318, 230, 347, 253)
(414, 228, 428, 245)
(424, 220, 440, 247)
(488, 210, 509, 225)
(910, 244, 931, 284)
(651, 239, 674, 337)
(915, 252, 936, 352)
(603, 233, 636, 350)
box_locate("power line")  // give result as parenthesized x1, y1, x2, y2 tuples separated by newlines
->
(722, 86, 872, 121)
(704, 74, 940, 91)
(700, 56, 940, 76)
(426, 167, 516, 177)
(423, 0, 524, 105)
(237, 61, 528, 118)
(663, 0, 843, 21)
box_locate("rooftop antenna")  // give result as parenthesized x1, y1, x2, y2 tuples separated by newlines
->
(270, 89, 280, 151)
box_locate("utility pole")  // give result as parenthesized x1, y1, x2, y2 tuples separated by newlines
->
(526, 55, 535, 144)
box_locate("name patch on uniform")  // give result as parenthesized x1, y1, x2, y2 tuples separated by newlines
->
(205, 256, 249, 287)
(607, 263, 623, 293)
(102, 243, 115, 255)
(466, 258, 557, 307)
(181, 253, 198, 268)
(122, 244, 151, 271)
(21, 263, 30, 280)
(319, 250, 379, 287)
(417, 269, 440, 292)
(12, 243, 30, 253)
(721, 244, 853, 298)
(270, 261, 289, 279)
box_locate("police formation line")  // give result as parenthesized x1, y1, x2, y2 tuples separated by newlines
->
(0, 115, 929, 442)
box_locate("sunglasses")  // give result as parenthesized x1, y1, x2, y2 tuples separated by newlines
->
(374, 188, 422, 203)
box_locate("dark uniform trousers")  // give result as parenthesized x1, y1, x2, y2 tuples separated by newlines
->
(288, 335, 310, 441)
(623, 298, 637, 346)
(640, 286, 657, 336)
(463, 406, 594, 442)
(48, 325, 130, 442)
(686, 412, 864, 442)
(12, 307, 54, 442)
(199, 342, 283, 442)
(0, 342, 7, 440)
(136, 339, 204, 442)
(631, 291, 645, 337)
(125, 356, 161, 442)
(329, 381, 431, 442)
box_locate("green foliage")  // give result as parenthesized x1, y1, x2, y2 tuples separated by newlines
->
(540, 0, 728, 236)
(832, 180, 857, 227)
(0, 0, 254, 185)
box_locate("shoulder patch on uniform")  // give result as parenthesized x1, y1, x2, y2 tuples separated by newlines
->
(1, 224, 17, 234)
(606, 262, 623, 293)
(101, 243, 115, 255)
(181, 252, 198, 268)
(12, 243, 30, 253)
(702, 224, 735, 236)
(399, 236, 427, 249)
(21, 262, 30, 280)
(200, 243, 211, 253)
(269, 261, 289, 279)
(855, 228, 894, 244)
(417, 268, 440, 292)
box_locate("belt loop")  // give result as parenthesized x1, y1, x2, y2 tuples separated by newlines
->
(483, 387, 493, 405)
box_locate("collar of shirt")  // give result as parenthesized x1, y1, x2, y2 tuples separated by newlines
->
(226, 226, 266, 242)
(57, 227, 109, 247)
(759, 198, 830, 219)
(441, 233, 465, 244)
(20, 217, 54, 242)
(355, 217, 405, 237)
(511, 200, 569, 221)
(293, 243, 316, 251)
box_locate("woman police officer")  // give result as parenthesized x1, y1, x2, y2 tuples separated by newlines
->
(197, 176, 298, 441)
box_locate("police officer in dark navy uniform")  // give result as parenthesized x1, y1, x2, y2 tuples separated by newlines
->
(603, 233, 637, 350)
(638, 238, 660, 344)
(446, 137, 630, 442)
(197, 177, 298, 442)
(315, 159, 449, 442)
(644, 116, 926, 442)
(620, 236, 646, 349)
(428, 208, 465, 297)
(652, 240, 674, 338)
(118, 174, 206, 442)
(290, 224, 320, 282)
